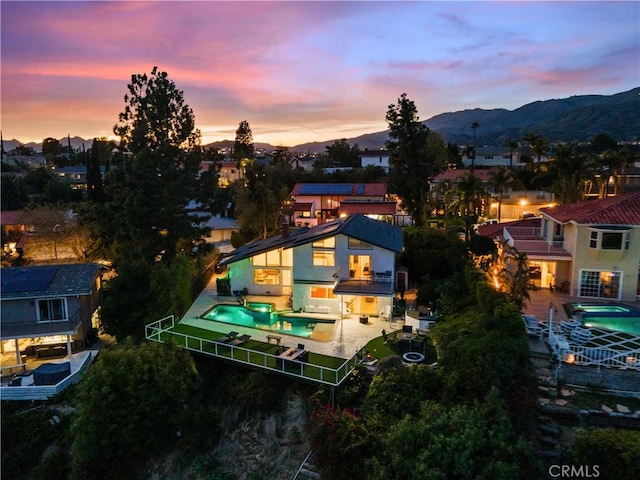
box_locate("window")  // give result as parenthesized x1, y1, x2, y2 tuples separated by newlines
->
(37, 298, 67, 322)
(312, 237, 335, 248)
(579, 270, 621, 299)
(313, 251, 335, 266)
(588, 227, 630, 250)
(484, 154, 494, 160)
(348, 238, 372, 249)
(254, 269, 280, 285)
(310, 287, 337, 299)
(252, 249, 283, 266)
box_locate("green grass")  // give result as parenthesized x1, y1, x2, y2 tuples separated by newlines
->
(156, 322, 352, 384)
(365, 330, 438, 364)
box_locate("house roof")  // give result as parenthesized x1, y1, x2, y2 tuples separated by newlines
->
(0, 210, 23, 225)
(292, 202, 314, 211)
(219, 214, 402, 266)
(540, 191, 640, 225)
(338, 202, 397, 215)
(291, 183, 386, 197)
(1, 263, 101, 300)
(431, 168, 497, 183)
(476, 218, 540, 239)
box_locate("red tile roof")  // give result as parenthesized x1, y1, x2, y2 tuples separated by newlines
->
(432, 168, 499, 183)
(0, 211, 24, 225)
(540, 191, 640, 225)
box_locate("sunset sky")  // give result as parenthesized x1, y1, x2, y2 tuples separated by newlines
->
(2, 1, 638, 147)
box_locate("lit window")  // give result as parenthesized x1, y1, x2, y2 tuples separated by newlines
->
(310, 287, 337, 299)
(312, 237, 335, 248)
(254, 269, 280, 285)
(313, 251, 335, 266)
(348, 238, 373, 249)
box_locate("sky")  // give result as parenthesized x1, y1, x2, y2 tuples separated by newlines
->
(1, 1, 639, 147)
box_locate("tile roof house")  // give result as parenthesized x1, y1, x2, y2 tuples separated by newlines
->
(219, 214, 403, 318)
(480, 192, 640, 301)
(289, 183, 397, 226)
(1, 263, 103, 367)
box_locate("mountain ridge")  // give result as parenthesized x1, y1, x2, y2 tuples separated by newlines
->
(4, 88, 638, 155)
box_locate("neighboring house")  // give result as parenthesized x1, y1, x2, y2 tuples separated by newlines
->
(194, 214, 240, 244)
(480, 192, 640, 301)
(218, 214, 403, 318)
(0, 263, 103, 366)
(359, 149, 390, 172)
(461, 147, 524, 168)
(217, 161, 242, 187)
(290, 183, 395, 226)
(53, 166, 106, 190)
(1, 210, 29, 256)
(430, 168, 555, 222)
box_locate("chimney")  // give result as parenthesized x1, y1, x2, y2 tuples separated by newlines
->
(282, 220, 290, 238)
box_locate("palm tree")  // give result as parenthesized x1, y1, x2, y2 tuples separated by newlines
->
(451, 172, 487, 242)
(487, 166, 514, 222)
(504, 139, 519, 168)
(435, 179, 456, 228)
(499, 243, 531, 310)
(523, 131, 547, 164)
(470, 122, 479, 168)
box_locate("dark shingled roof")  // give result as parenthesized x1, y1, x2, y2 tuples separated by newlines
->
(1, 263, 101, 300)
(540, 191, 640, 225)
(219, 214, 402, 266)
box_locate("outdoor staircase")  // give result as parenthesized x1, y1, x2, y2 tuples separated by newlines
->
(293, 451, 321, 479)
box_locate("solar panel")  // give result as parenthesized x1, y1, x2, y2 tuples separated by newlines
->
(2, 266, 58, 294)
(299, 184, 353, 195)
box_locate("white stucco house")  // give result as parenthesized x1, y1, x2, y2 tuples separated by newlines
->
(217, 214, 403, 318)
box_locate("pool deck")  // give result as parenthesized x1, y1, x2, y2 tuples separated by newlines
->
(180, 273, 400, 359)
(523, 288, 640, 326)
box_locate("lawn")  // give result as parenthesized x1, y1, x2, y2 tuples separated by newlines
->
(158, 322, 354, 385)
(365, 330, 438, 364)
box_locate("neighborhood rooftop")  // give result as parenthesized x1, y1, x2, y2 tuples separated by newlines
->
(1, 263, 102, 300)
(540, 191, 640, 224)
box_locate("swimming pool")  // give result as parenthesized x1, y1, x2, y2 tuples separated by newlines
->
(564, 302, 640, 336)
(200, 303, 335, 341)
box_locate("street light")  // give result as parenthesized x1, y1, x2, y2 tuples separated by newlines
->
(53, 224, 61, 260)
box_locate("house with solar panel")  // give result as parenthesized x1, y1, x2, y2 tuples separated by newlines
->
(289, 182, 398, 227)
(218, 214, 402, 318)
(1, 263, 103, 368)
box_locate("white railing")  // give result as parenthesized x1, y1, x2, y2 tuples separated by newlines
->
(548, 327, 640, 371)
(0, 352, 94, 401)
(145, 315, 364, 386)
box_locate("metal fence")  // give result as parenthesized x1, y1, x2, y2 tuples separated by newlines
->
(548, 327, 640, 371)
(146, 316, 364, 387)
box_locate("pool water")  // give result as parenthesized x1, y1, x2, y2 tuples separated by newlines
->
(201, 304, 335, 340)
(564, 302, 640, 336)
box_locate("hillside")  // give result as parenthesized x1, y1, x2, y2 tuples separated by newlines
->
(4, 88, 638, 155)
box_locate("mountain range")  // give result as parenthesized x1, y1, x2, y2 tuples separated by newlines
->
(3, 87, 638, 155)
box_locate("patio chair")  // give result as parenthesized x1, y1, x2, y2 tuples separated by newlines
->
(402, 325, 413, 334)
(215, 331, 239, 343)
(297, 343, 305, 351)
(228, 334, 251, 346)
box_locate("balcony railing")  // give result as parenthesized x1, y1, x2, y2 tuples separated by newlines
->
(146, 316, 364, 387)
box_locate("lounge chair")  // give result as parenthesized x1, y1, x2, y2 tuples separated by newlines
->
(215, 331, 239, 343)
(522, 315, 542, 338)
(228, 334, 251, 346)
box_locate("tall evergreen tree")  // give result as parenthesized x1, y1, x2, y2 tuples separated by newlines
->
(386, 93, 446, 227)
(233, 120, 255, 170)
(110, 66, 202, 264)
